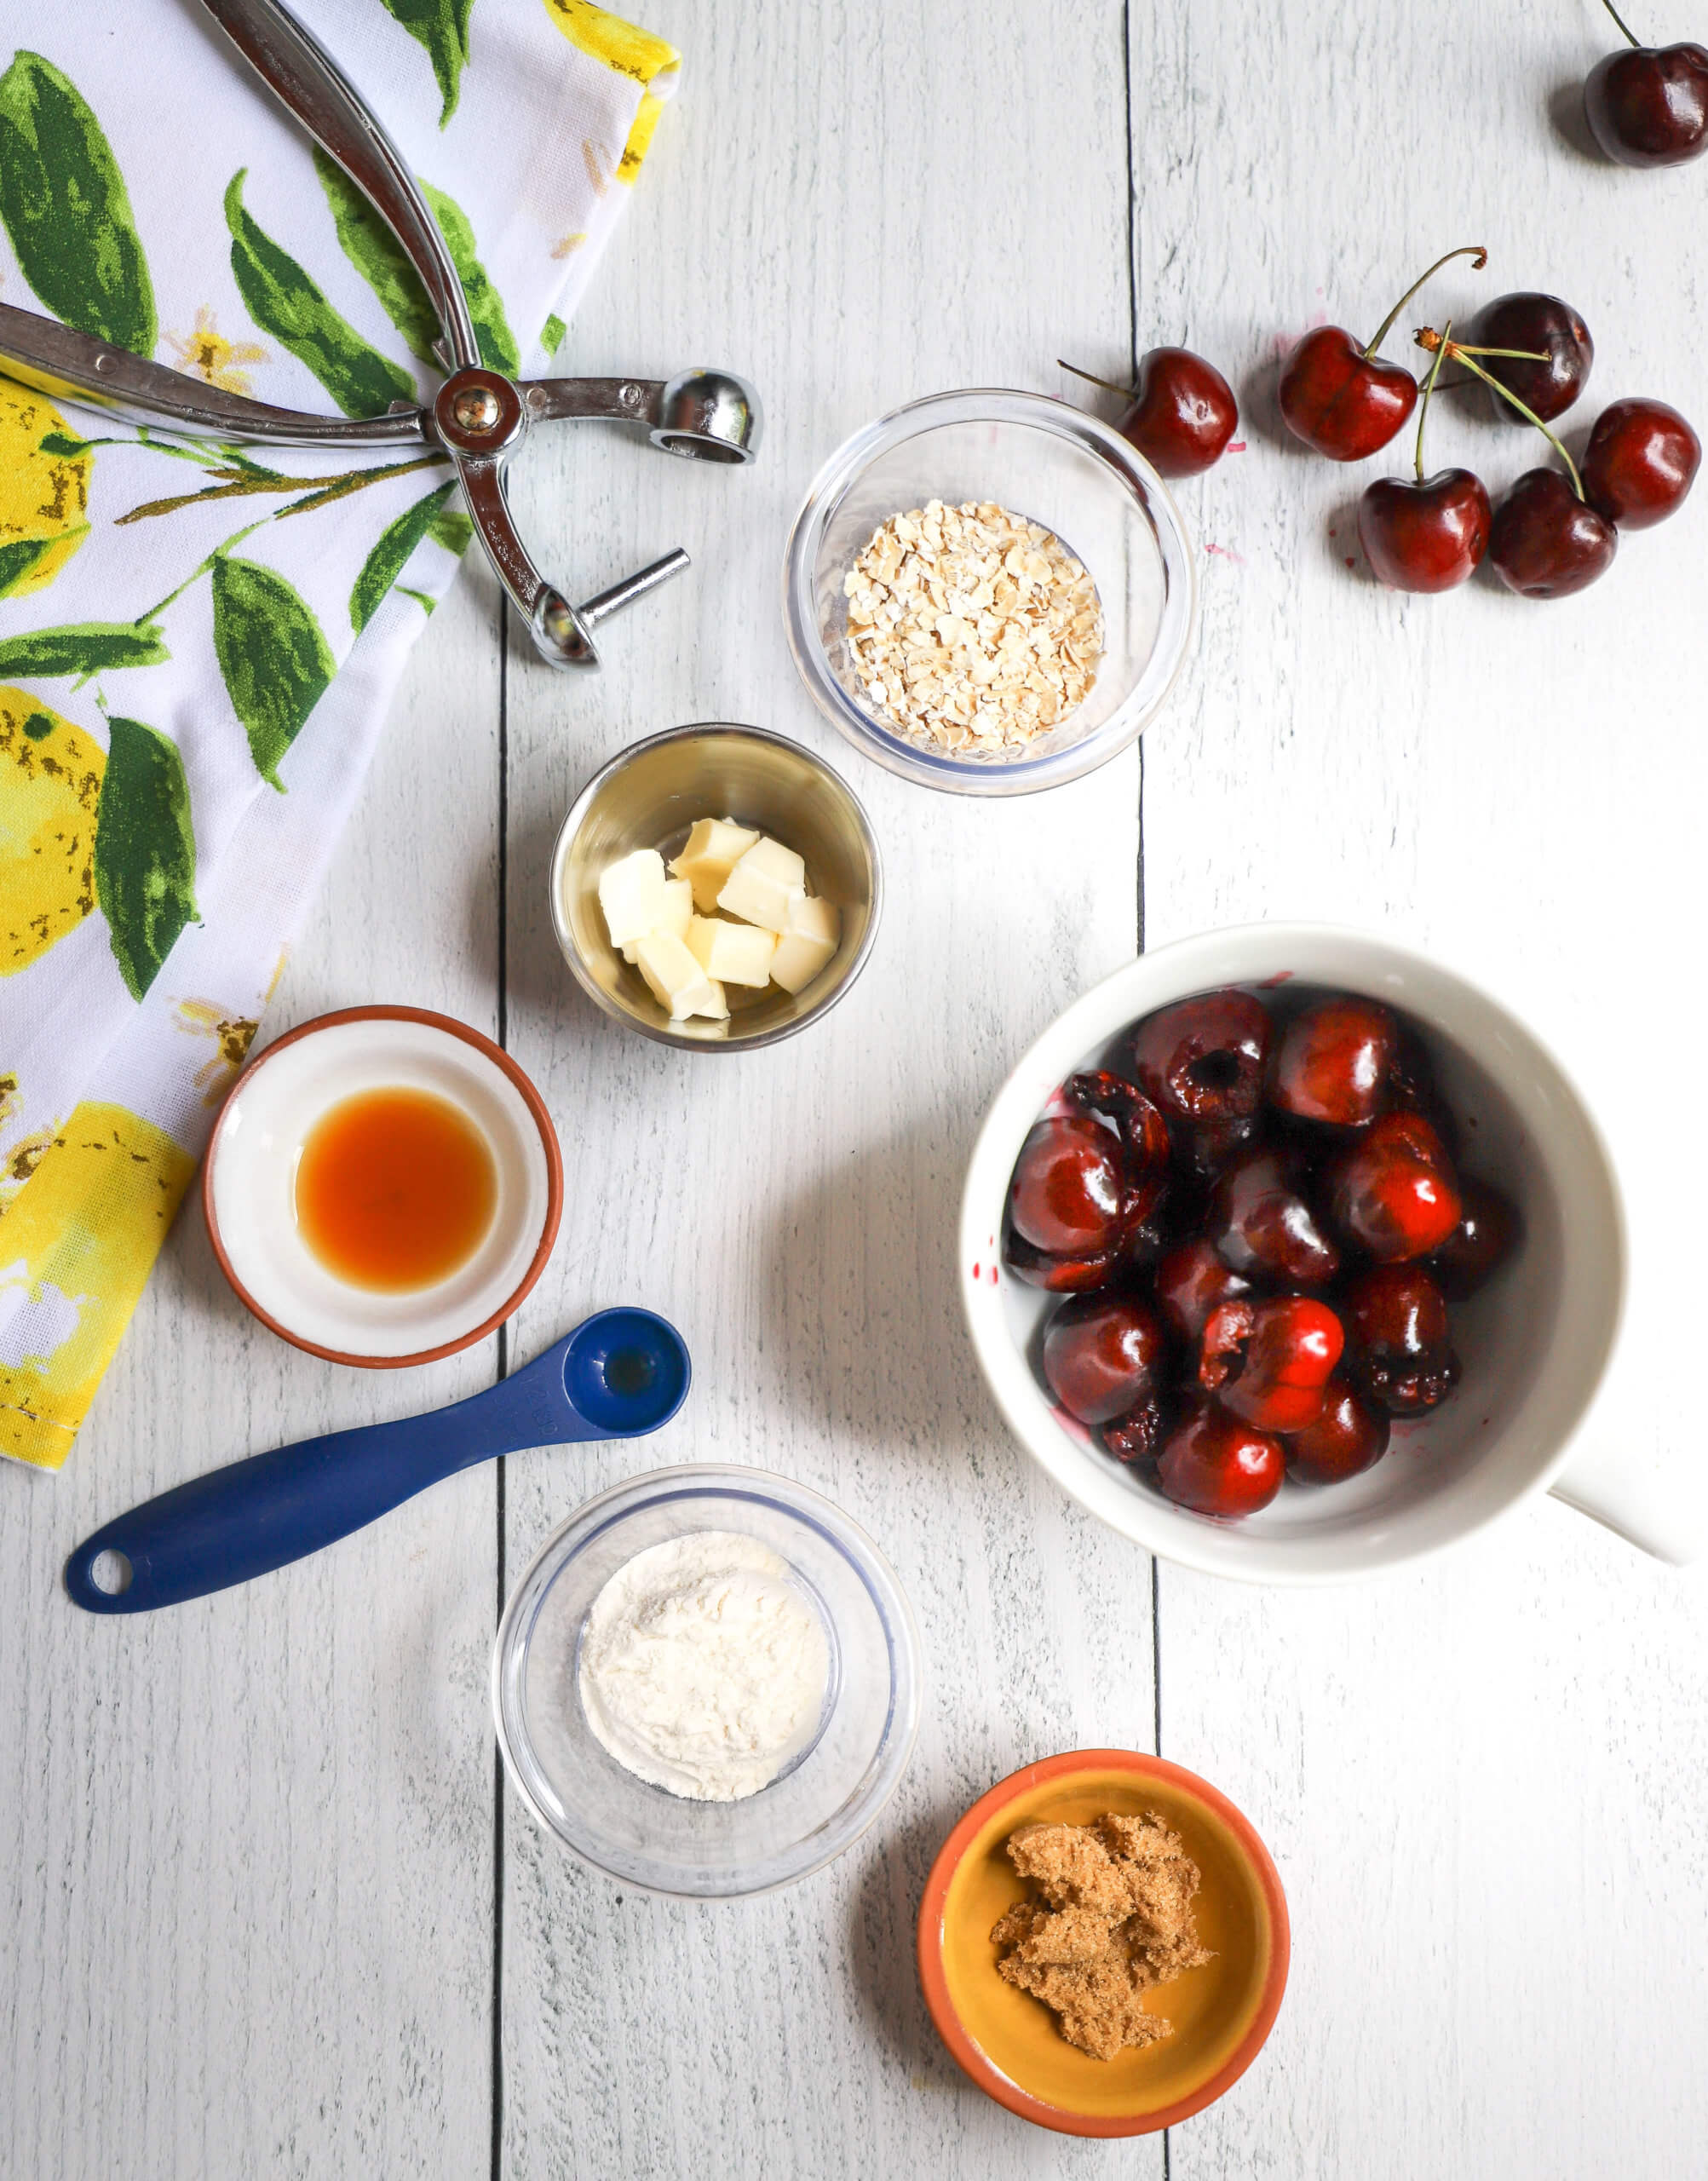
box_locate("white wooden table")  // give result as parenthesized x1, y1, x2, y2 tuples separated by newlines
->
(7, 3, 1708, 2174)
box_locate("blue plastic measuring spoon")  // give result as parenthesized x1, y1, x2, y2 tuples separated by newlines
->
(64, 1308, 689, 1614)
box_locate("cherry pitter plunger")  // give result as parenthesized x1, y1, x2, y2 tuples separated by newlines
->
(0, 0, 762, 668)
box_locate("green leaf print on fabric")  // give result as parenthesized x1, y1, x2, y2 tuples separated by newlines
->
(428, 507, 474, 555)
(224, 170, 416, 421)
(0, 53, 156, 356)
(93, 716, 198, 1001)
(420, 181, 519, 376)
(313, 148, 440, 368)
(0, 538, 56, 597)
(540, 313, 566, 359)
(318, 152, 518, 378)
(0, 622, 168, 680)
(210, 555, 334, 790)
(350, 481, 457, 632)
(378, 0, 475, 128)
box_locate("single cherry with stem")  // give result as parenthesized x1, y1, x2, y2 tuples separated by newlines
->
(1059, 352, 1239, 478)
(1279, 245, 1487, 462)
(1418, 328, 1619, 599)
(1582, 398, 1701, 528)
(1357, 319, 1492, 592)
(1469, 293, 1595, 424)
(1584, 0, 1708, 167)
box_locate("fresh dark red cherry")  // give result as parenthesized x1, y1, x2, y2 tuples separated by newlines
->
(1043, 1292, 1170, 1425)
(1005, 1072, 1170, 1286)
(1582, 398, 1701, 528)
(1272, 996, 1398, 1126)
(1127, 988, 1270, 1125)
(1343, 1263, 1462, 1415)
(1285, 1377, 1391, 1484)
(1119, 348, 1240, 479)
(1358, 469, 1491, 591)
(1101, 1392, 1171, 1465)
(1469, 293, 1594, 424)
(1584, 2, 1708, 169)
(1211, 1146, 1341, 1286)
(1156, 1395, 1285, 1517)
(1278, 245, 1486, 461)
(1328, 1111, 1462, 1262)
(1429, 1178, 1520, 1299)
(1280, 327, 1418, 463)
(1488, 469, 1619, 599)
(1153, 1237, 1252, 1344)
(1198, 1294, 1344, 1432)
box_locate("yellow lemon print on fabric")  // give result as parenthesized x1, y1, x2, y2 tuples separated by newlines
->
(174, 998, 259, 1106)
(0, 1100, 194, 1469)
(539, 1, 678, 89)
(0, 380, 92, 600)
(0, 688, 104, 975)
(617, 90, 667, 183)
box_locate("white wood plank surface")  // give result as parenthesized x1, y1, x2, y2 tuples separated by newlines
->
(2, 573, 504, 2181)
(8, 1, 1708, 2177)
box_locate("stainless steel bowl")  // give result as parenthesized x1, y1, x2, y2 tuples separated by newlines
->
(550, 722, 882, 1051)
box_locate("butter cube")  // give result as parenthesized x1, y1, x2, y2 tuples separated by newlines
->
(686, 914, 777, 987)
(717, 835, 807, 933)
(670, 817, 760, 914)
(632, 930, 728, 1021)
(620, 876, 693, 963)
(769, 894, 841, 994)
(597, 848, 670, 949)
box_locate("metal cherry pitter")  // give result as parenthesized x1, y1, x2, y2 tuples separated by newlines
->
(0, 0, 761, 669)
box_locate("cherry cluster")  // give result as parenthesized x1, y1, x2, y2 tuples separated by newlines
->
(1278, 245, 1699, 600)
(1003, 987, 1518, 1522)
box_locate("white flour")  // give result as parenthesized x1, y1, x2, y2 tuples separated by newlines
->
(578, 1530, 829, 1802)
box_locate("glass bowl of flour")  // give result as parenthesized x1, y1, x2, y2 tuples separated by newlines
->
(492, 1465, 923, 1897)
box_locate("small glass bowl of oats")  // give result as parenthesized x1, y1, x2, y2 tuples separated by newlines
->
(783, 388, 1196, 796)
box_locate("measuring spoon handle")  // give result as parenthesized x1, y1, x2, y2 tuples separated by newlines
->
(63, 1339, 575, 1614)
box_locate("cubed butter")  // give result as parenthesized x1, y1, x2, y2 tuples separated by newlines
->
(670, 817, 760, 914)
(632, 930, 728, 1021)
(769, 893, 841, 995)
(686, 914, 777, 987)
(596, 848, 670, 948)
(620, 875, 693, 963)
(717, 835, 808, 933)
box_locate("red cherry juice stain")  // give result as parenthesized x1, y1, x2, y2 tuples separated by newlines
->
(1226, 440, 1247, 453)
(972, 1263, 981, 1280)
(1205, 542, 1246, 566)
(1344, 555, 1356, 568)
(1050, 1405, 1093, 1447)
(987, 1264, 998, 1285)
(1256, 970, 1294, 988)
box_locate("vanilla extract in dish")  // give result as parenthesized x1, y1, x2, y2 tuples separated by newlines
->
(294, 1085, 497, 1292)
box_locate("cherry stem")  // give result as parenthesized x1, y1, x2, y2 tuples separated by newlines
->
(1415, 335, 1549, 363)
(1364, 245, 1488, 360)
(1423, 333, 1585, 498)
(1413, 317, 1451, 485)
(1600, 0, 1642, 48)
(1058, 359, 1133, 399)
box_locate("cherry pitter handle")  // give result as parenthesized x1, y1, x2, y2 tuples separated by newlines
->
(0, 0, 762, 671)
(64, 1309, 690, 1615)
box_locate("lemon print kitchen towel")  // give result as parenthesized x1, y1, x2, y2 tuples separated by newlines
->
(0, 0, 680, 1468)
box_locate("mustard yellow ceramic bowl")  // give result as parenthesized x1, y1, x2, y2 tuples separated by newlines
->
(917, 1749, 1288, 2136)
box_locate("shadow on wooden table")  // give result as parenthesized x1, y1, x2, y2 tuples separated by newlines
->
(759, 1111, 1015, 1470)
(845, 1796, 983, 2088)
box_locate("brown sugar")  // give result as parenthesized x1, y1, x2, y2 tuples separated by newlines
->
(990, 1812, 1213, 2060)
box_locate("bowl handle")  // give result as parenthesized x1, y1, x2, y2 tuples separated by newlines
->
(1548, 1370, 1707, 1566)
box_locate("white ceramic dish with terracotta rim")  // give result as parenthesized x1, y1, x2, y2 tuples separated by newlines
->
(204, 1005, 562, 1368)
(959, 924, 1642, 1583)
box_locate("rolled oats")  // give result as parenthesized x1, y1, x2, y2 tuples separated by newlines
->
(842, 499, 1103, 759)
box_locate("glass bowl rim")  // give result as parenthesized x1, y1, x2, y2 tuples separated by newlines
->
(491, 1461, 926, 1898)
(781, 386, 1198, 797)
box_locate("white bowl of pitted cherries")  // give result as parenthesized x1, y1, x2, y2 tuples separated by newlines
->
(959, 926, 1630, 1585)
